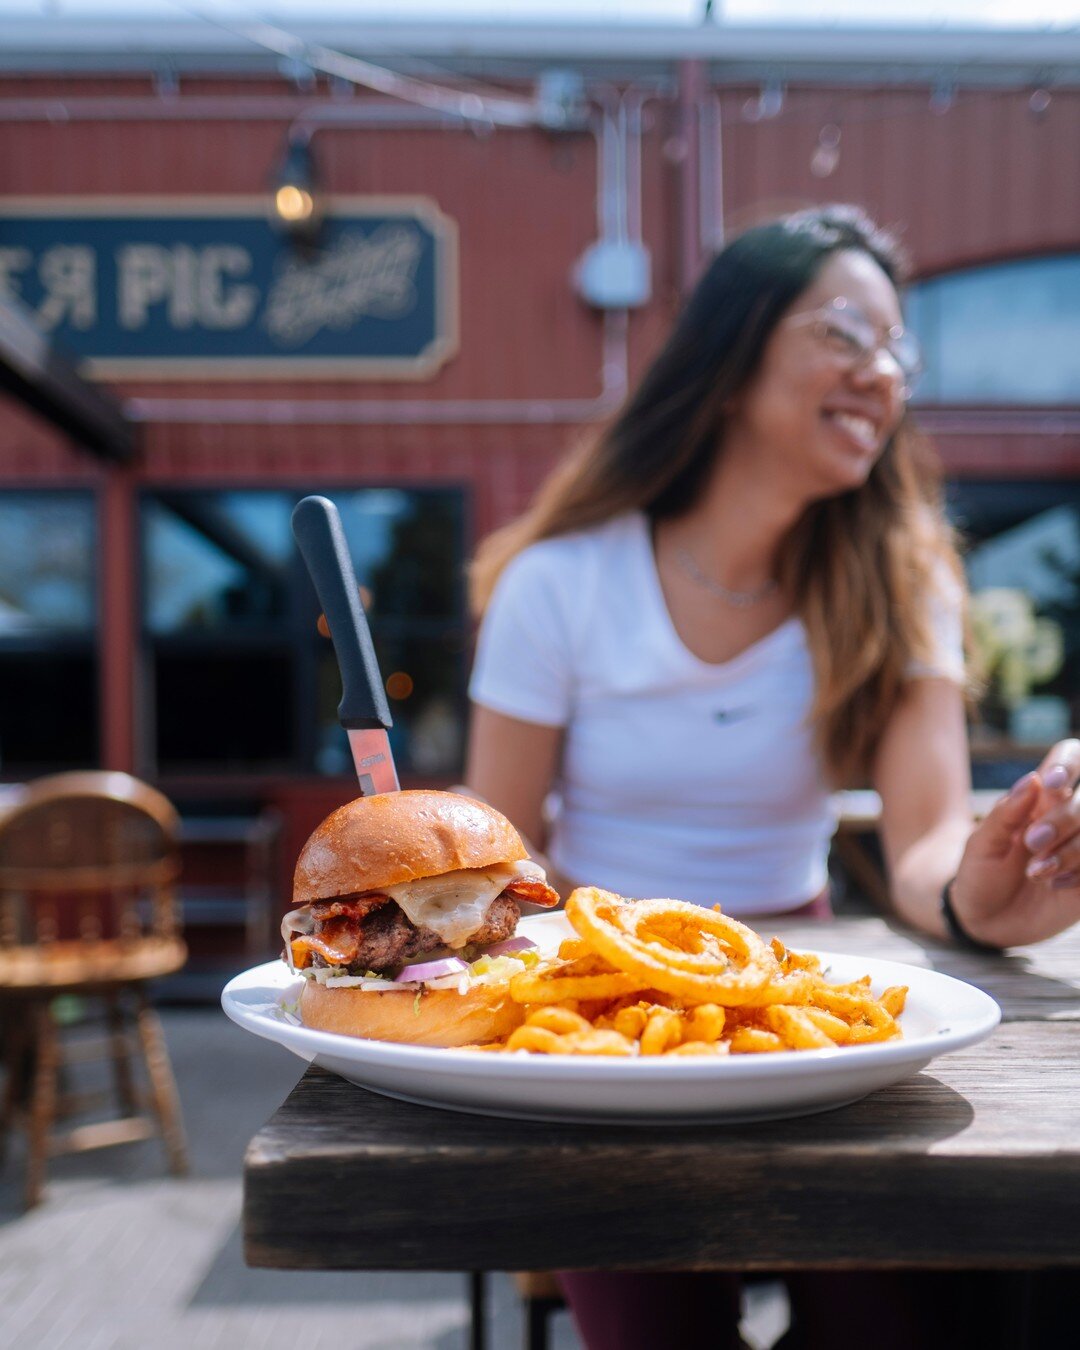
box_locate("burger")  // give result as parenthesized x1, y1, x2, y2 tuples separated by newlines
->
(281, 789, 560, 1046)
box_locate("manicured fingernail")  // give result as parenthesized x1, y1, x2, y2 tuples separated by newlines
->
(1024, 822, 1056, 851)
(1051, 871, 1079, 890)
(1027, 854, 1059, 879)
(1043, 764, 1071, 791)
(1009, 772, 1039, 798)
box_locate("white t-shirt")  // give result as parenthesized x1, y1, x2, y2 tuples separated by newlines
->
(469, 511, 965, 915)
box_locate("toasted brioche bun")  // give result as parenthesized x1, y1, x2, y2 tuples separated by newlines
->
(294, 789, 527, 905)
(299, 975, 525, 1047)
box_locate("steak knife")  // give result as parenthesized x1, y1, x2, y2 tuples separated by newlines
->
(291, 494, 400, 795)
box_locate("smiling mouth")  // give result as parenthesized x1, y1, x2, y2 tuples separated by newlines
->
(824, 410, 880, 452)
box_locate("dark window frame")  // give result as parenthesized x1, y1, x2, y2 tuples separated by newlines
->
(0, 486, 100, 776)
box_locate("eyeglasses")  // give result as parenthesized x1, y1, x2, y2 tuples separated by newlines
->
(785, 297, 923, 396)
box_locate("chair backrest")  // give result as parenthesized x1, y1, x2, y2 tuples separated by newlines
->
(0, 771, 182, 951)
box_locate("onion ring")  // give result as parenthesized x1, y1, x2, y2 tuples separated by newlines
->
(565, 889, 775, 1007)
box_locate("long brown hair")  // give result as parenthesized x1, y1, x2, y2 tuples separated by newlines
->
(471, 205, 966, 785)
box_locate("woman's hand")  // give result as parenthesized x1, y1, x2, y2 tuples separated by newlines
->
(949, 739, 1080, 948)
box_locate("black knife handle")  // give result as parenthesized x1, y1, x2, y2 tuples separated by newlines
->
(291, 495, 393, 731)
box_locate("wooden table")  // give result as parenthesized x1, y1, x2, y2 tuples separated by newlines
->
(243, 917, 1080, 1275)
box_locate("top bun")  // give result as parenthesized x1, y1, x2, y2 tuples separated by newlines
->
(293, 790, 528, 905)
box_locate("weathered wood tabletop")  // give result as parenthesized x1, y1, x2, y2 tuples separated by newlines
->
(243, 917, 1080, 1272)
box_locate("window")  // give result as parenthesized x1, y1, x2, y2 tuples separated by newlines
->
(0, 491, 99, 773)
(948, 481, 1080, 786)
(908, 256, 1080, 405)
(141, 488, 468, 777)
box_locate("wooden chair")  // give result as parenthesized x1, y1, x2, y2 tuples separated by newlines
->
(0, 770, 189, 1207)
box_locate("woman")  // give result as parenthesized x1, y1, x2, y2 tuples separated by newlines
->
(463, 204, 1080, 1348)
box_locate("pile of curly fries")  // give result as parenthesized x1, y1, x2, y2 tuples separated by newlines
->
(478, 888, 907, 1057)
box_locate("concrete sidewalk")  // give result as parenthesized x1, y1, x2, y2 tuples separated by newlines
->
(0, 1007, 583, 1350)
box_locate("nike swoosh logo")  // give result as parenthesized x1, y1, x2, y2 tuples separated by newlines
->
(713, 707, 755, 724)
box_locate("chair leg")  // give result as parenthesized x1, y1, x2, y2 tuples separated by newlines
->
(25, 1003, 59, 1209)
(1, 1005, 28, 1165)
(105, 990, 138, 1117)
(133, 990, 188, 1176)
(526, 1296, 563, 1350)
(469, 1271, 487, 1350)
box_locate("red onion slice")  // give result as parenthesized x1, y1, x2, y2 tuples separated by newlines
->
(481, 936, 538, 957)
(393, 956, 468, 984)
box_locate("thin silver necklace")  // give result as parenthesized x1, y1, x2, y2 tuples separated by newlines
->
(674, 546, 779, 609)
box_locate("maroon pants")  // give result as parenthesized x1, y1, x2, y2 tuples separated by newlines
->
(558, 1271, 743, 1350)
(558, 1269, 1061, 1350)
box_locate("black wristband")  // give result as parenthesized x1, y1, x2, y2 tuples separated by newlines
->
(941, 878, 1004, 953)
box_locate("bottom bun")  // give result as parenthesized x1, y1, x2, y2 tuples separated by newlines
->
(299, 976, 526, 1047)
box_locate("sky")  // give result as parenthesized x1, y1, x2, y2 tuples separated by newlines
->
(0, 0, 1078, 26)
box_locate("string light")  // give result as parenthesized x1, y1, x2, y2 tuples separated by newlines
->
(271, 130, 321, 245)
(929, 78, 956, 115)
(742, 75, 785, 122)
(1028, 87, 1052, 119)
(810, 124, 841, 178)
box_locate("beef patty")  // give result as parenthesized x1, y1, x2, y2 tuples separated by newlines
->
(310, 891, 522, 973)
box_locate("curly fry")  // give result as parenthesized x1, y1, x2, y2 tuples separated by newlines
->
(665, 1040, 730, 1057)
(474, 891, 905, 1059)
(798, 1006, 851, 1044)
(527, 1006, 594, 1036)
(509, 956, 646, 1005)
(640, 1008, 683, 1056)
(604, 1004, 650, 1040)
(728, 1027, 787, 1054)
(879, 985, 908, 1018)
(683, 1003, 726, 1043)
(505, 1025, 566, 1054)
(763, 1005, 837, 1050)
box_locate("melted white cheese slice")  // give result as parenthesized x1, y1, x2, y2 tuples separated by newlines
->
(384, 859, 547, 949)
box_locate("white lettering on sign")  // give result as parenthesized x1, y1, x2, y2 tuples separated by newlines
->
(117, 243, 258, 330)
(263, 225, 422, 346)
(169, 245, 199, 329)
(37, 245, 96, 330)
(0, 247, 32, 300)
(117, 244, 171, 328)
(198, 245, 258, 329)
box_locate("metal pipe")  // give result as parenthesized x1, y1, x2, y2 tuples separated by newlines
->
(621, 85, 671, 248)
(697, 90, 725, 258)
(676, 59, 705, 296)
(3, 17, 1078, 71)
(0, 96, 493, 126)
(216, 14, 539, 130)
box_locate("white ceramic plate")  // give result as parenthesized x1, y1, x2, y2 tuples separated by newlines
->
(222, 912, 1001, 1124)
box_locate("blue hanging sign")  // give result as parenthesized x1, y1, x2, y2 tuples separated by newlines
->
(0, 196, 458, 379)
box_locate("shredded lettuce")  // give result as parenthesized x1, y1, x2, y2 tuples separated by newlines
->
(275, 994, 303, 1025)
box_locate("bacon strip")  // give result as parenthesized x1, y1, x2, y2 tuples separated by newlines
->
(504, 878, 560, 908)
(291, 916, 364, 969)
(308, 892, 391, 922)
